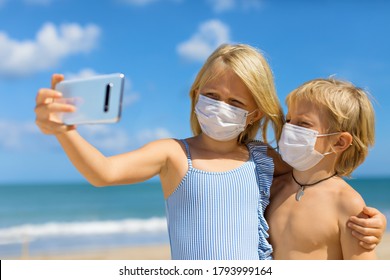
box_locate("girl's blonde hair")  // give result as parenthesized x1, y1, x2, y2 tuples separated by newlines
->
(286, 78, 375, 177)
(189, 44, 285, 144)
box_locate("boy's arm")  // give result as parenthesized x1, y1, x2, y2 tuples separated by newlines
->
(348, 206, 387, 250)
(339, 190, 377, 259)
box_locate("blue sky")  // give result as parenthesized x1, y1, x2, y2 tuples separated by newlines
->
(0, 0, 389, 183)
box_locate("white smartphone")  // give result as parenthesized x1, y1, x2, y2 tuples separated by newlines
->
(55, 73, 125, 125)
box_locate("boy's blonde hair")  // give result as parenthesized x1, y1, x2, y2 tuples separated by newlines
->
(286, 78, 375, 177)
(189, 44, 285, 144)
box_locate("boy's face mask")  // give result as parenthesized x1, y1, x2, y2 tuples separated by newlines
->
(278, 123, 340, 171)
(195, 94, 256, 141)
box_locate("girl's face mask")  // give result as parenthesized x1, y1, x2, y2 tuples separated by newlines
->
(278, 123, 340, 171)
(195, 94, 256, 141)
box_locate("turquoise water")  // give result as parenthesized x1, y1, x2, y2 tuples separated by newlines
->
(0, 178, 388, 258)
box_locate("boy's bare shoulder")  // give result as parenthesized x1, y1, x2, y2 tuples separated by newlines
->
(273, 172, 291, 185)
(333, 178, 366, 215)
(270, 172, 292, 198)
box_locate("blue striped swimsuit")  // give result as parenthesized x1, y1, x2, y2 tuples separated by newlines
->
(165, 140, 274, 260)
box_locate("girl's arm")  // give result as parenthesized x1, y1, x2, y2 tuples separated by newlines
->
(56, 131, 170, 186)
(35, 74, 169, 187)
(348, 206, 387, 250)
(266, 145, 291, 177)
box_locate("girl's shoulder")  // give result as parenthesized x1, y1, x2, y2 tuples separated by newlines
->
(141, 138, 186, 157)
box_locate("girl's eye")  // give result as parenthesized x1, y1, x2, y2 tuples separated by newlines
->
(231, 99, 243, 105)
(229, 99, 245, 108)
(204, 93, 219, 100)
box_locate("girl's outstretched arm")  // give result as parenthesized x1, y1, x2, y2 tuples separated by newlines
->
(35, 74, 170, 187)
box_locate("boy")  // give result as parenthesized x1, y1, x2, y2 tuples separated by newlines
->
(267, 78, 378, 259)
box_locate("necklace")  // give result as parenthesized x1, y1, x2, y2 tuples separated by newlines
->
(292, 172, 338, 201)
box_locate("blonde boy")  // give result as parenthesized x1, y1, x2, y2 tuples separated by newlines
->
(266, 78, 377, 259)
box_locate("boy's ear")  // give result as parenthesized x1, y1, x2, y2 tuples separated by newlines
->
(333, 132, 353, 153)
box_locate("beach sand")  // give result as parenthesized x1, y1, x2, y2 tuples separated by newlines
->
(4, 233, 389, 260)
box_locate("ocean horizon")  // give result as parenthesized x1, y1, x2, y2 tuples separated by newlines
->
(0, 177, 389, 258)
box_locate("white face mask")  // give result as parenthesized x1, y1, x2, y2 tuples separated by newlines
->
(278, 123, 340, 171)
(195, 94, 255, 141)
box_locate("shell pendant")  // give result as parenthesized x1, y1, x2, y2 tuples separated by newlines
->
(295, 186, 305, 201)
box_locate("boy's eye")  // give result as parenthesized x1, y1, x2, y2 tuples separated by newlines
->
(297, 121, 312, 128)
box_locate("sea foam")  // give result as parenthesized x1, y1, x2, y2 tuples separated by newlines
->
(0, 217, 167, 245)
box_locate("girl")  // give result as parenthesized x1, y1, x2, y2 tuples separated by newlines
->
(35, 44, 385, 259)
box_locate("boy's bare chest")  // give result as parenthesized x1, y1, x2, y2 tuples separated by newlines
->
(268, 187, 342, 258)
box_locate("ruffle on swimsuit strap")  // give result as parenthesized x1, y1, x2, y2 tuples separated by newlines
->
(247, 141, 274, 260)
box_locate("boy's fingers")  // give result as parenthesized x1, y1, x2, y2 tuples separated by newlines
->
(351, 230, 379, 244)
(359, 241, 377, 250)
(349, 215, 380, 229)
(347, 221, 371, 235)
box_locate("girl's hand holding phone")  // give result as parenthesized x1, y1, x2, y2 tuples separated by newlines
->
(35, 74, 76, 135)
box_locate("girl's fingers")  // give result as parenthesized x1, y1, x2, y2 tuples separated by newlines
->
(46, 102, 76, 113)
(36, 88, 63, 105)
(34, 103, 75, 121)
(51, 73, 64, 89)
(36, 118, 75, 135)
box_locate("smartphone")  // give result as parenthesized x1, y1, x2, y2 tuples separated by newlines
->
(55, 73, 125, 125)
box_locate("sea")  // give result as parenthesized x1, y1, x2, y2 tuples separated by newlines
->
(0, 178, 389, 258)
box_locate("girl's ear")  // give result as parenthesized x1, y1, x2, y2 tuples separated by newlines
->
(333, 132, 353, 153)
(251, 109, 264, 123)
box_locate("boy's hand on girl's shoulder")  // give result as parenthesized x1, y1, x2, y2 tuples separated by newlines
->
(348, 206, 387, 250)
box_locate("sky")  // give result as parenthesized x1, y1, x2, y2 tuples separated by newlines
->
(0, 0, 389, 183)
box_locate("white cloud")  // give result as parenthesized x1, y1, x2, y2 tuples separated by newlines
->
(79, 126, 172, 153)
(208, 0, 235, 13)
(79, 125, 132, 153)
(0, 22, 100, 77)
(0, 119, 41, 150)
(208, 0, 263, 13)
(0, 118, 172, 155)
(136, 128, 172, 143)
(176, 19, 230, 62)
(64, 68, 99, 80)
(122, 78, 140, 107)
